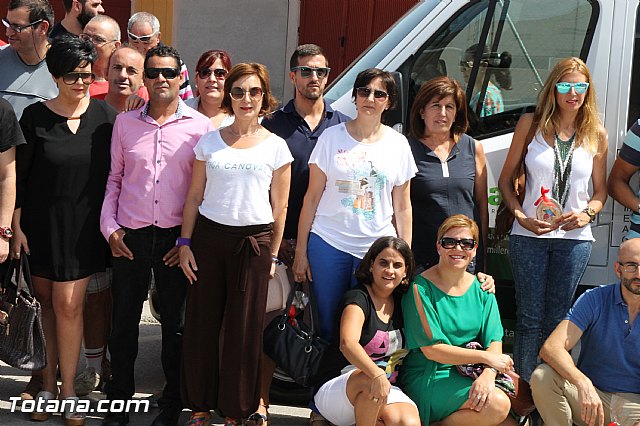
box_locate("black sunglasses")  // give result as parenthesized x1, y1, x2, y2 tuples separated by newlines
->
(290, 66, 331, 79)
(439, 237, 476, 251)
(229, 86, 263, 100)
(197, 68, 228, 79)
(2, 17, 43, 33)
(127, 31, 156, 43)
(144, 68, 180, 79)
(61, 72, 95, 85)
(356, 87, 389, 100)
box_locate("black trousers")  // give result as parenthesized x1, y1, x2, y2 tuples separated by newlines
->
(105, 225, 186, 411)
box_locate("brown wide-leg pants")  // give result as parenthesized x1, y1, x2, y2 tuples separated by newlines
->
(180, 214, 273, 418)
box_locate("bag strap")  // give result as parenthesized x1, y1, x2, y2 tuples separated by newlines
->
(1, 252, 35, 300)
(517, 116, 540, 169)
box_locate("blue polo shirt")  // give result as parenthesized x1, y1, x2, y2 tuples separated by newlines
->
(619, 121, 640, 239)
(567, 282, 640, 393)
(262, 99, 349, 239)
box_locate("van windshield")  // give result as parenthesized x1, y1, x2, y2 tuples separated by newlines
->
(324, 0, 440, 103)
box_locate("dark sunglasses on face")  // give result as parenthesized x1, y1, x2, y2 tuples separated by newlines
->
(229, 86, 263, 101)
(2, 17, 43, 33)
(197, 68, 228, 79)
(290, 66, 331, 79)
(144, 68, 180, 79)
(127, 31, 156, 43)
(556, 82, 589, 94)
(440, 237, 477, 251)
(356, 87, 389, 100)
(61, 72, 95, 85)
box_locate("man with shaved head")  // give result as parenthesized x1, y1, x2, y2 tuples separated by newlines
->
(530, 238, 640, 425)
(81, 15, 121, 99)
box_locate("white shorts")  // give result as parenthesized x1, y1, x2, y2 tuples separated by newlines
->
(313, 369, 417, 426)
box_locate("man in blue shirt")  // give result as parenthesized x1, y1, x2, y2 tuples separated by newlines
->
(530, 238, 640, 426)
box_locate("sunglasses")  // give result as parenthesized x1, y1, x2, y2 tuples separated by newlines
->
(459, 59, 489, 68)
(144, 68, 180, 79)
(555, 82, 589, 94)
(290, 66, 331, 79)
(197, 68, 228, 79)
(229, 86, 263, 101)
(61, 72, 95, 85)
(127, 31, 157, 43)
(439, 237, 476, 251)
(2, 17, 43, 33)
(356, 87, 389, 100)
(79, 33, 115, 46)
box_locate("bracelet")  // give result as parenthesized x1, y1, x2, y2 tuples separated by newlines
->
(488, 367, 499, 374)
(271, 256, 279, 263)
(372, 371, 386, 380)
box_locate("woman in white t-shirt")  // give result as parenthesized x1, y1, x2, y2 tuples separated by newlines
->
(293, 68, 418, 342)
(178, 63, 293, 426)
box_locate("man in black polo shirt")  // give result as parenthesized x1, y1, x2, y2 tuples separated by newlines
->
(260, 43, 349, 425)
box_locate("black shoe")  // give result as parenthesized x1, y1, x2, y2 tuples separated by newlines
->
(102, 412, 129, 426)
(150, 408, 182, 426)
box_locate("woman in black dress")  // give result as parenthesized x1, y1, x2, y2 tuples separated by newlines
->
(12, 36, 115, 426)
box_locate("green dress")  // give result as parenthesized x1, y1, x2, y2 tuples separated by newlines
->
(400, 274, 504, 423)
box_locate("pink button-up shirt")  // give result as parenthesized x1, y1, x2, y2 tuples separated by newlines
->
(100, 100, 213, 240)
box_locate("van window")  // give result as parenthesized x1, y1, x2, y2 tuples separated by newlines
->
(402, 0, 597, 139)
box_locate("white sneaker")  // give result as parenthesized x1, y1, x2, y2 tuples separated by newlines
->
(74, 367, 100, 396)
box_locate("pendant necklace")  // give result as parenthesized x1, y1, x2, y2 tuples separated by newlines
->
(552, 131, 576, 208)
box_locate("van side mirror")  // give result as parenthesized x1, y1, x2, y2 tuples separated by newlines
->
(383, 71, 406, 133)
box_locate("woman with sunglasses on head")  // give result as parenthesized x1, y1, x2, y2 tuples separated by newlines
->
(408, 76, 490, 277)
(185, 49, 235, 129)
(401, 214, 517, 426)
(312, 236, 420, 426)
(179, 63, 292, 426)
(498, 57, 607, 382)
(11, 35, 115, 426)
(293, 68, 417, 343)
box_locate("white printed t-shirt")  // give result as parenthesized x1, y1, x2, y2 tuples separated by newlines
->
(194, 130, 293, 226)
(310, 123, 417, 258)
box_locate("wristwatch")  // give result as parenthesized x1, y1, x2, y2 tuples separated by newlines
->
(582, 206, 596, 223)
(0, 227, 13, 240)
(175, 237, 191, 247)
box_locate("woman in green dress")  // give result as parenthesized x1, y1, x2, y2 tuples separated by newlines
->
(401, 214, 518, 425)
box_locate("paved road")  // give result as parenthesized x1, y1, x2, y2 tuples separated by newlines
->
(0, 302, 310, 425)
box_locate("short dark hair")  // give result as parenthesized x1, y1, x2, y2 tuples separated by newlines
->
(144, 45, 181, 71)
(46, 35, 96, 78)
(221, 63, 279, 116)
(289, 44, 327, 69)
(355, 236, 414, 294)
(195, 50, 232, 74)
(9, 0, 54, 35)
(409, 76, 468, 140)
(351, 68, 397, 109)
(61, 0, 81, 13)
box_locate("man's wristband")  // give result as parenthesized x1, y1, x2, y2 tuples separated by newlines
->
(176, 237, 191, 247)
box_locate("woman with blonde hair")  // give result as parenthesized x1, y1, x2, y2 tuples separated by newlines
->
(498, 57, 607, 381)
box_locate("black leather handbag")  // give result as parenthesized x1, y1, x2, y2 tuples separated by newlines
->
(263, 281, 328, 387)
(0, 254, 47, 370)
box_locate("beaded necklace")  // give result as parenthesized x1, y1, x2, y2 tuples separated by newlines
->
(552, 131, 576, 208)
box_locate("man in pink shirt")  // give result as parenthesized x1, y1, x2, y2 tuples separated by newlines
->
(99, 45, 213, 426)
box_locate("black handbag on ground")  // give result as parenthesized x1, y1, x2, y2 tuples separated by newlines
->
(0, 254, 47, 370)
(263, 281, 328, 387)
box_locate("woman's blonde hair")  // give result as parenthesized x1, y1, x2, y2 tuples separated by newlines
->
(436, 214, 479, 242)
(535, 57, 601, 154)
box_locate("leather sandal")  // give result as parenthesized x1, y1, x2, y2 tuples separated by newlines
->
(30, 390, 56, 421)
(61, 396, 86, 426)
(246, 404, 269, 426)
(188, 411, 212, 426)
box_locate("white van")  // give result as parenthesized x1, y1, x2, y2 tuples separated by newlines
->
(321, 0, 638, 343)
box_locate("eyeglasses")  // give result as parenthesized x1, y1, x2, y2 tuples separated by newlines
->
(197, 68, 228, 79)
(61, 72, 95, 85)
(355, 87, 389, 100)
(459, 59, 489, 68)
(556, 82, 589, 95)
(127, 31, 157, 43)
(619, 262, 640, 273)
(79, 33, 116, 46)
(229, 86, 263, 101)
(2, 17, 43, 33)
(290, 66, 331, 79)
(144, 68, 180, 79)
(439, 237, 476, 251)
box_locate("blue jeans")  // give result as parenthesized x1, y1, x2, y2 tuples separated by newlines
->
(509, 235, 592, 382)
(307, 233, 360, 340)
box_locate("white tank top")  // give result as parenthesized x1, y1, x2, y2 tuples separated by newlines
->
(510, 131, 595, 241)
